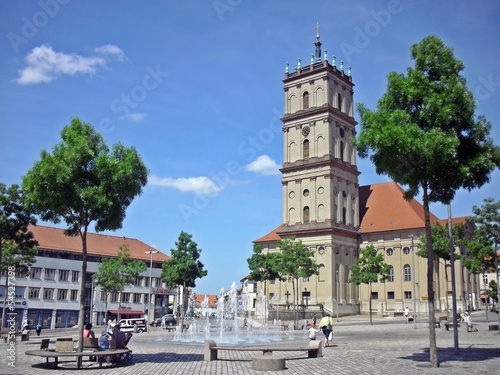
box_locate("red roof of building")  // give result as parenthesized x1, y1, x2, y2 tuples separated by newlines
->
(194, 294, 218, 308)
(29, 224, 170, 262)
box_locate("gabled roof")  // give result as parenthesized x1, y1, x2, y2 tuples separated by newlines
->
(359, 182, 440, 233)
(29, 225, 170, 262)
(254, 225, 285, 243)
(194, 294, 218, 308)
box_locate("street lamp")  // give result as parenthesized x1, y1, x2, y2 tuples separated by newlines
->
(145, 250, 158, 333)
(410, 235, 417, 329)
(336, 270, 339, 322)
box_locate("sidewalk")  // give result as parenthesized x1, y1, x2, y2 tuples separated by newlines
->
(2, 313, 499, 375)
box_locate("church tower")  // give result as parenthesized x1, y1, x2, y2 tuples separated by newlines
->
(278, 29, 360, 313)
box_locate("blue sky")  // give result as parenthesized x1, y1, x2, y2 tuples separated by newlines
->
(1, 0, 499, 295)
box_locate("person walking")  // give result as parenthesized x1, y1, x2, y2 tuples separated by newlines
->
(35, 323, 42, 336)
(318, 314, 333, 347)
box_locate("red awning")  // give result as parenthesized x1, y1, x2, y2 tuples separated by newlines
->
(108, 310, 144, 315)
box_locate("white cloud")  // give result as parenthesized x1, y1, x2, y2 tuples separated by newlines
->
(126, 112, 147, 121)
(149, 175, 223, 196)
(95, 44, 126, 61)
(16, 44, 125, 85)
(244, 155, 280, 175)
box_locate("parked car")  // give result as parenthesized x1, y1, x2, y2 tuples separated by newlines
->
(118, 318, 147, 333)
(151, 314, 177, 327)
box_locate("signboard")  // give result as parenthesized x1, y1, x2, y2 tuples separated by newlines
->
(421, 296, 428, 300)
(152, 287, 176, 295)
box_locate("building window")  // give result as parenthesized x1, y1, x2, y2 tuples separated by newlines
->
(388, 267, 394, 282)
(144, 278, 149, 287)
(403, 246, 410, 255)
(57, 289, 68, 300)
(403, 264, 411, 282)
(387, 291, 395, 300)
(342, 207, 347, 225)
(110, 292, 119, 302)
(303, 91, 309, 109)
(386, 248, 394, 256)
(270, 279, 275, 285)
(121, 293, 130, 303)
(144, 294, 148, 304)
(71, 271, 79, 282)
(28, 287, 40, 299)
(70, 290, 78, 301)
(303, 139, 310, 159)
(133, 293, 141, 303)
(30, 267, 42, 279)
(43, 288, 54, 299)
(404, 291, 412, 299)
(371, 292, 378, 300)
(340, 140, 344, 161)
(337, 93, 342, 111)
(44, 268, 56, 280)
(134, 277, 143, 286)
(100, 291, 107, 302)
(59, 270, 69, 281)
(303, 277, 310, 282)
(303, 206, 310, 223)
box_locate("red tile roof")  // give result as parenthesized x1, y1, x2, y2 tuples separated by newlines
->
(254, 225, 285, 243)
(29, 224, 170, 262)
(359, 182, 441, 233)
(194, 294, 218, 308)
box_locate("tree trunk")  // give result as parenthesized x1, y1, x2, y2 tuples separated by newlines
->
(77, 230, 88, 353)
(423, 185, 438, 367)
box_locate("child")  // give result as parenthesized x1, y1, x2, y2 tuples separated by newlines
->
(308, 323, 319, 340)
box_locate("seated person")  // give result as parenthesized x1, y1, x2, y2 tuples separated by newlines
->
(111, 323, 126, 349)
(83, 323, 95, 338)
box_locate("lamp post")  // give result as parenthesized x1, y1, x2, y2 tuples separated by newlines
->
(410, 235, 417, 329)
(336, 270, 339, 322)
(145, 250, 158, 333)
(482, 262, 489, 323)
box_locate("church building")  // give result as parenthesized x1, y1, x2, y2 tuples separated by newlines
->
(253, 33, 481, 317)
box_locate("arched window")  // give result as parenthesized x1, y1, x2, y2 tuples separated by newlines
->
(403, 264, 411, 281)
(303, 206, 310, 223)
(303, 139, 310, 159)
(340, 140, 344, 161)
(303, 91, 309, 109)
(342, 207, 347, 225)
(337, 93, 342, 111)
(388, 267, 394, 282)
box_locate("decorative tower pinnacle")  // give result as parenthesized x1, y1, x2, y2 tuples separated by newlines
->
(314, 22, 322, 62)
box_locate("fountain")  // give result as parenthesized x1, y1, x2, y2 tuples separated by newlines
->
(167, 281, 299, 345)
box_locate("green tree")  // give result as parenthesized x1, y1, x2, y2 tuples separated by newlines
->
(276, 237, 319, 326)
(22, 118, 148, 351)
(0, 183, 38, 329)
(467, 197, 500, 329)
(161, 231, 207, 332)
(354, 36, 500, 366)
(93, 244, 147, 323)
(349, 245, 391, 325)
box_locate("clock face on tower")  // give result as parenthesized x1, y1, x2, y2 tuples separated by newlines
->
(302, 126, 310, 136)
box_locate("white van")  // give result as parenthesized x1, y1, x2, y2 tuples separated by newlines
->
(118, 318, 146, 333)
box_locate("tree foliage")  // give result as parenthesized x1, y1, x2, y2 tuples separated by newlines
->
(349, 245, 391, 285)
(93, 244, 147, 321)
(22, 118, 148, 351)
(161, 231, 207, 331)
(0, 183, 38, 329)
(354, 35, 500, 366)
(247, 244, 283, 283)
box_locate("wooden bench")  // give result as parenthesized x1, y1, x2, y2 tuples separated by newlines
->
(444, 321, 460, 331)
(203, 339, 323, 362)
(25, 348, 131, 369)
(1, 328, 29, 342)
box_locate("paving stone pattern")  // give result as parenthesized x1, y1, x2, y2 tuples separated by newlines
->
(2, 313, 499, 375)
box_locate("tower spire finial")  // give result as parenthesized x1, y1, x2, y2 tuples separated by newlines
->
(314, 22, 322, 62)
